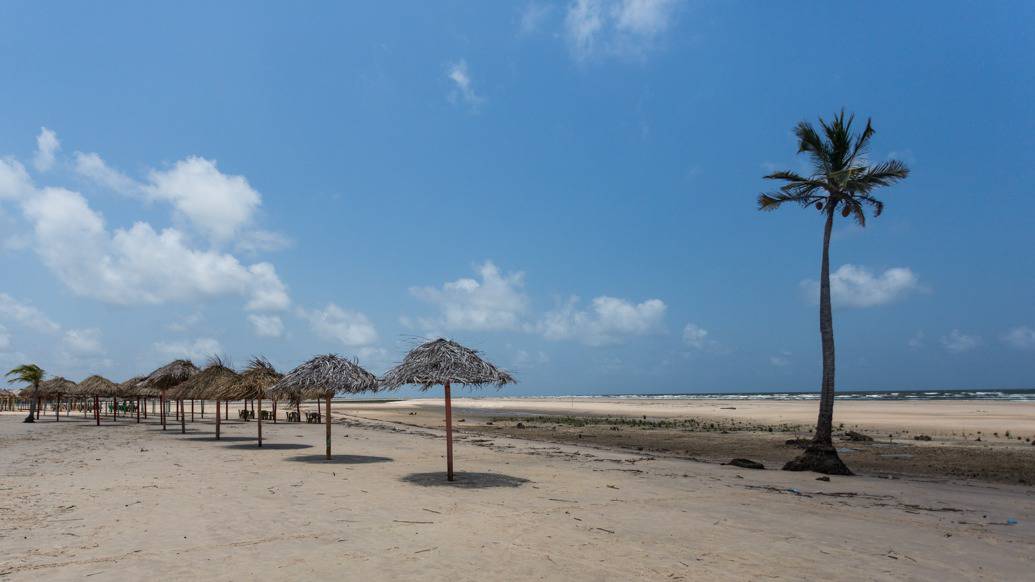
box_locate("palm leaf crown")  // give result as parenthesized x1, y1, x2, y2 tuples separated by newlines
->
(758, 110, 909, 226)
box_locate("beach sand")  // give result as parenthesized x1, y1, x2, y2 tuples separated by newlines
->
(1, 399, 1033, 580)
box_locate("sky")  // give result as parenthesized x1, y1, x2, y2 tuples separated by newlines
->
(0, 1, 1033, 396)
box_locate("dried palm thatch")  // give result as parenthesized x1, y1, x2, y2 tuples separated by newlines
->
(141, 359, 199, 391)
(380, 338, 515, 390)
(120, 376, 151, 398)
(168, 357, 239, 400)
(221, 357, 281, 400)
(269, 354, 379, 400)
(77, 375, 119, 397)
(26, 377, 77, 398)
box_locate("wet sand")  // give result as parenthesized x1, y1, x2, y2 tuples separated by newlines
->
(1, 400, 1033, 580)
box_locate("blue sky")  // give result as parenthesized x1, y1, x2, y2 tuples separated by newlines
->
(1, 1, 1033, 395)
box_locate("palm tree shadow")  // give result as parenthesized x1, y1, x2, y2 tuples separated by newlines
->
(223, 443, 313, 450)
(401, 472, 529, 489)
(284, 454, 393, 464)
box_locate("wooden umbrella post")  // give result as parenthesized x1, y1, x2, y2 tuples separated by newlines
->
(201, 399, 204, 418)
(257, 397, 263, 447)
(272, 399, 277, 424)
(444, 381, 454, 481)
(325, 394, 331, 460)
(161, 389, 166, 430)
(94, 395, 100, 426)
(224, 400, 228, 420)
(136, 398, 141, 423)
(191, 399, 194, 422)
(295, 401, 300, 422)
(180, 401, 186, 434)
(216, 399, 221, 440)
(55, 397, 60, 422)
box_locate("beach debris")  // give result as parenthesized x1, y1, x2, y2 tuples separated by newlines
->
(913, 434, 932, 441)
(516, 422, 525, 429)
(843, 431, 873, 442)
(725, 458, 765, 470)
(816, 476, 830, 482)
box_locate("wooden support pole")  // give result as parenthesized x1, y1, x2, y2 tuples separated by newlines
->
(180, 401, 186, 434)
(445, 380, 454, 481)
(94, 395, 100, 426)
(257, 397, 263, 447)
(55, 397, 60, 421)
(273, 399, 277, 423)
(216, 399, 221, 440)
(191, 399, 194, 422)
(161, 389, 166, 430)
(136, 398, 141, 423)
(325, 393, 332, 460)
(201, 399, 205, 418)
(113, 396, 118, 422)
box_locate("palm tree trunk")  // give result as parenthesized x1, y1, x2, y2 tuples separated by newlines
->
(23, 386, 38, 423)
(784, 206, 852, 475)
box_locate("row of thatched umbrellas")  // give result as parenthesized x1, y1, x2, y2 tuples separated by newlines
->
(14, 339, 514, 481)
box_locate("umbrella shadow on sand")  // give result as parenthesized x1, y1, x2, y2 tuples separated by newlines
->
(401, 472, 529, 489)
(223, 443, 313, 450)
(284, 454, 393, 465)
(184, 435, 254, 442)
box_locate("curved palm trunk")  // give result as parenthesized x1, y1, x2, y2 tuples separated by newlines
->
(23, 384, 38, 423)
(784, 207, 852, 475)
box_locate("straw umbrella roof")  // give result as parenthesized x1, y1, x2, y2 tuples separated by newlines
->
(29, 376, 78, 398)
(168, 359, 239, 400)
(269, 354, 378, 400)
(76, 375, 119, 397)
(141, 359, 199, 391)
(380, 338, 515, 390)
(221, 357, 281, 400)
(119, 376, 151, 398)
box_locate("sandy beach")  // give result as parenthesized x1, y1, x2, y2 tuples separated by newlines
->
(2, 398, 1033, 581)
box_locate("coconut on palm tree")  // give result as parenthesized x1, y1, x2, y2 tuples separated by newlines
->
(6, 364, 45, 423)
(759, 110, 909, 475)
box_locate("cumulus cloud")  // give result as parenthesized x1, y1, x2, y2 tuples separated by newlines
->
(20, 187, 289, 310)
(235, 229, 293, 254)
(73, 152, 139, 195)
(447, 60, 483, 108)
(801, 265, 923, 308)
(540, 295, 666, 346)
(300, 303, 378, 347)
(0, 293, 61, 333)
(941, 330, 980, 353)
(248, 314, 284, 338)
(0, 324, 11, 351)
(411, 261, 529, 331)
(565, 0, 677, 61)
(0, 157, 33, 200)
(154, 337, 223, 361)
(682, 323, 709, 349)
(1002, 326, 1035, 350)
(63, 328, 104, 355)
(33, 127, 60, 172)
(145, 156, 261, 243)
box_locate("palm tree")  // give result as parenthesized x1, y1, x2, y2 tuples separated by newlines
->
(759, 110, 909, 475)
(7, 364, 45, 423)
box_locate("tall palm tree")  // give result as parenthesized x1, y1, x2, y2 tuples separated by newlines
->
(759, 110, 909, 475)
(6, 364, 45, 424)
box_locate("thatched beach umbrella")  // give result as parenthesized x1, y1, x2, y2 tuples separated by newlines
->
(78, 375, 118, 426)
(141, 360, 198, 431)
(381, 338, 514, 481)
(37, 377, 77, 422)
(222, 357, 281, 447)
(269, 354, 378, 459)
(172, 358, 239, 438)
(119, 376, 150, 422)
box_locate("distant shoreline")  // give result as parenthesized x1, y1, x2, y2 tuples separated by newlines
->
(338, 388, 1035, 402)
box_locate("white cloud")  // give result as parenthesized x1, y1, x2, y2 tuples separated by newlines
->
(940, 330, 980, 353)
(166, 311, 204, 332)
(63, 328, 104, 355)
(33, 127, 60, 172)
(73, 152, 140, 195)
(565, 0, 677, 61)
(0, 324, 11, 351)
(145, 156, 261, 243)
(21, 187, 289, 310)
(248, 314, 284, 338)
(520, 2, 555, 34)
(447, 60, 483, 108)
(682, 323, 709, 349)
(235, 229, 293, 254)
(513, 348, 550, 367)
(154, 337, 223, 362)
(411, 261, 529, 331)
(0, 157, 33, 200)
(1002, 326, 1035, 350)
(801, 265, 923, 308)
(300, 303, 378, 347)
(0, 293, 61, 333)
(540, 295, 666, 346)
